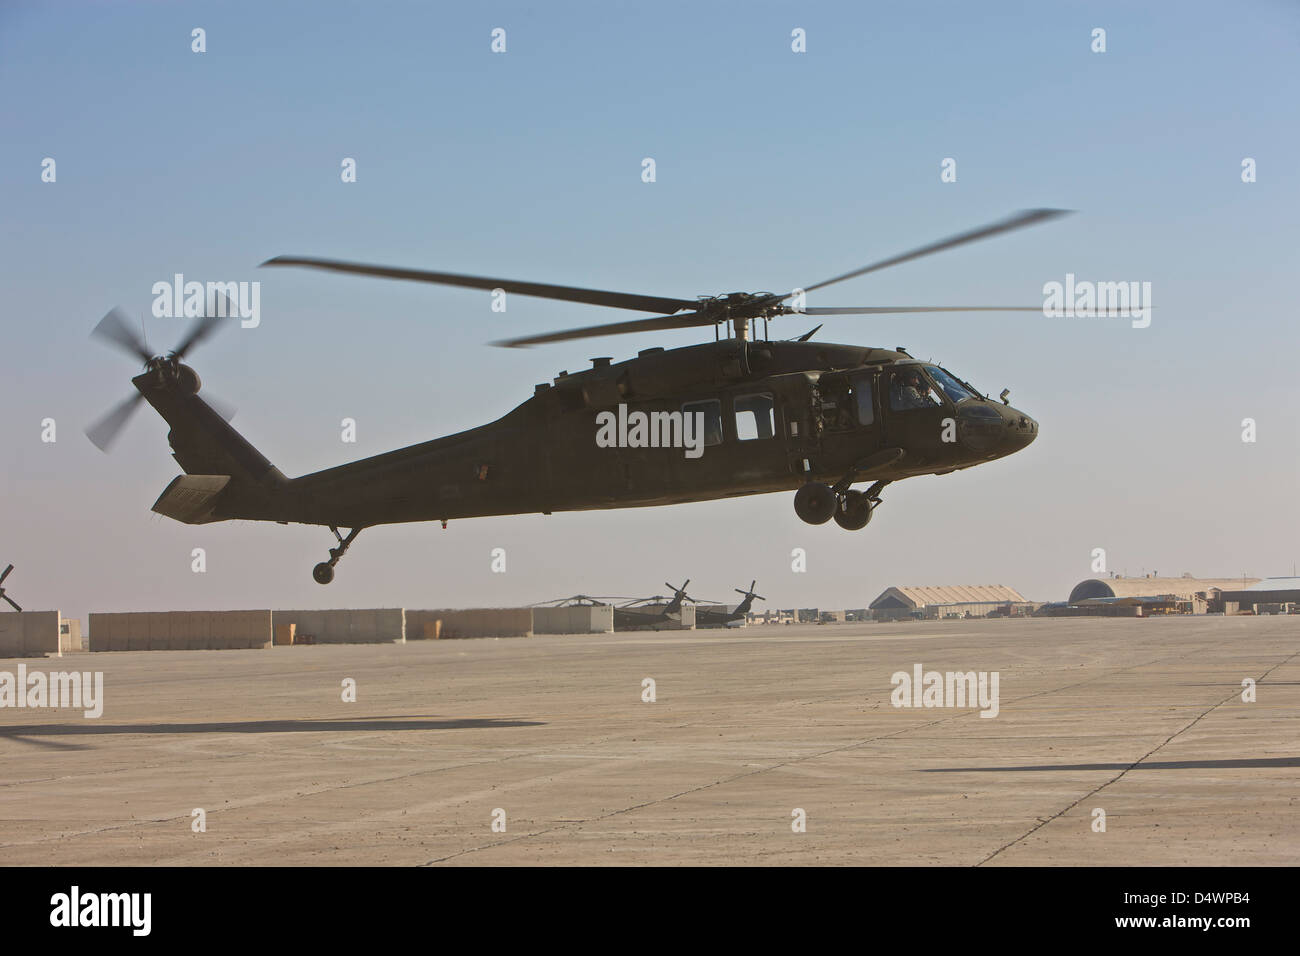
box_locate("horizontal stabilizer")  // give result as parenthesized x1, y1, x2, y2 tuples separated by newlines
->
(152, 474, 231, 524)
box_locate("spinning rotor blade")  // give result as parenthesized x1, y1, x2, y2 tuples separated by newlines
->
(262, 256, 698, 316)
(790, 208, 1071, 298)
(85, 392, 144, 452)
(493, 310, 709, 348)
(798, 306, 1045, 315)
(2, 594, 20, 613)
(0, 565, 12, 586)
(173, 291, 237, 360)
(266, 210, 1068, 348)
(91, 308, 152, 363)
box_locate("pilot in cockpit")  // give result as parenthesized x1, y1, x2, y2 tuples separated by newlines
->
(891, 369, 937, 410)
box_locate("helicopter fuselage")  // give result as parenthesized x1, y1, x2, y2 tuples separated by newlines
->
(147, 337, 1037, 530)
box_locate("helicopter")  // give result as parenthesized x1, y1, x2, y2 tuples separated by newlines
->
(86, 209, 1061, 584)
(694, 581, 766, 629)
(610, 581, 694, 631)
(529, 582, 694, 630)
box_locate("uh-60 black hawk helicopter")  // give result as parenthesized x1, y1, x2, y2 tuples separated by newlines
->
(87, 209, 1062, 584)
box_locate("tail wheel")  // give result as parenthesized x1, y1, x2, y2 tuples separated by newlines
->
(833, 490, 874, 530)
(794, 482, 837, 525)
(312, 562, 335, 585)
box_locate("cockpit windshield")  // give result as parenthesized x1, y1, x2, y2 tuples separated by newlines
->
(926, 366, 980, 404)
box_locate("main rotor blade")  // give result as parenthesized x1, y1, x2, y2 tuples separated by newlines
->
(798, 306, 1046, 315)
(0, 565, 12, 585)
(793, 208, 1071, 298)
(91, 308, 152, 363)
(263, 256, 698, 316)
(85, 392, 144, 452)
(492, 310, 709, 348)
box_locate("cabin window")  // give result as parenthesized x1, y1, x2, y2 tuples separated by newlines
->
(682, 399, 723, 446)
(888, 367, 941, 411)
(850, 374, 875, 425)
(733, 393, 775, 440)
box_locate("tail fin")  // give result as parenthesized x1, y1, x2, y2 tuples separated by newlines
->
(134, 370, 288, 524)
(134, 371, 284, 483)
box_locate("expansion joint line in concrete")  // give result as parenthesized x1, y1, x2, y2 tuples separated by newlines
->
(419, 652, 1200, 865)
(974, 648, 1300, 867)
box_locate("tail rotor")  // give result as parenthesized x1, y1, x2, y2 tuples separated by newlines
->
(85, 295, 238, 452)
(0, 563, 23, 612)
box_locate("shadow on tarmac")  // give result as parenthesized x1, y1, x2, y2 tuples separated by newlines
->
(924, 756, 1300, 772)
(0, 715, 544, 741)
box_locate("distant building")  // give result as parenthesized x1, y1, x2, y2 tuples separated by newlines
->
(868, 585, 1028, 621)
(1068, 575, 1258, 605)
(1213, 577, 1300, 615)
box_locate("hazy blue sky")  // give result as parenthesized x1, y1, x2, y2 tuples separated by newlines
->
(3, 1, 1297, 623)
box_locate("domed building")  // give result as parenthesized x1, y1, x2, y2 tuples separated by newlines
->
(1068, 575, 1258, 603)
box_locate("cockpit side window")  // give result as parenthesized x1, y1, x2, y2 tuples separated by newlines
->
(927, 366, 979, 404)
(888, 367, 941, 411)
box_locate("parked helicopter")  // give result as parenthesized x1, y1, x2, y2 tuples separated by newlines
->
(610, 581, 693, 630)
(529, 583, 694, 630)
(86, 209, 1062, 584)
(693, 581, 766, 629)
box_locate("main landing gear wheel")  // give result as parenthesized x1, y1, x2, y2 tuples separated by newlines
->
(312, 526, 364, 584)
(833, 490, 874, 530)
(794, 482, 837, 525)
(795, 477, 890, 530)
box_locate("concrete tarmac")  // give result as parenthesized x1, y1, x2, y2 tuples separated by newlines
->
(1, 616, 1296, 865)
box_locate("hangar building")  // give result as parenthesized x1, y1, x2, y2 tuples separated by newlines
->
(1067, 575, 1260, 610)
(1213, 577, 1300, 614)
(868, 584, 1030, 621)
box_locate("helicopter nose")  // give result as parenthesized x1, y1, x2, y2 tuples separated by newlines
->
(955, 403, 1036, 456)
(1003, 407, 1038, 451)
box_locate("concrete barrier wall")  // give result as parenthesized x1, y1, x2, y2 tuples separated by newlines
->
(403, 609, 439, 639)
(623, 605, 694, 630)
(88, 611, 273, 651)
(0, 610, 62, 658)
(271, 609, 405, 644)
(406, 608, 533, 639)
(533, 605, 614, 635)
